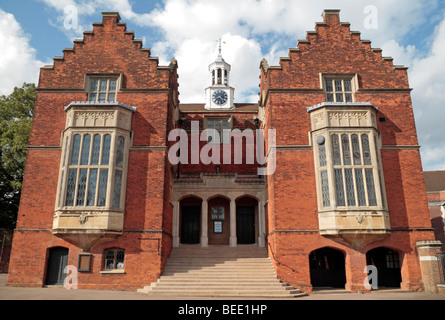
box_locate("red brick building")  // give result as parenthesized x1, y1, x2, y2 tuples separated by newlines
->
(6, 10, 443, 294)
(425, 171, 445, 251)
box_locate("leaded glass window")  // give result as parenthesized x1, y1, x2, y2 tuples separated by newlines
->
(327, 133, 380, 208)
(325, 79, 354, 103)
(104, 249, 125, 270)
(116, 136, 125, 168)
(63, 133, 126, 209)
(332, 134, 341, 166)
(89, 78, 118, 103)
(113, 170, 123, 208)
(318, 143, 327, 168)
(355, 169, 367, 206)
(321, 171, 330, 207)
(335, 169, 346, 206)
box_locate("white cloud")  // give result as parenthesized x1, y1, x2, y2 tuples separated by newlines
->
(0, 9, 45, 96)
(39, 0, 445, 170)
(409, 13, 445, 171)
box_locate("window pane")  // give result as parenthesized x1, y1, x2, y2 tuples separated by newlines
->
(218, 207, 225, 220)
(100, 79, 108, 91)
(80, 134, 91, 165)
(105, 250, 115, 270)
(113, 170, 123, 208)
(336, 93, 344, 102)
(325, 79, 333, 92)
(222, 120, 229, 130)
(215, 120, 222, 132)
(362, 134, 372, 165)
(107, 93, 116, 102)
(116, 136, 125, 168)
(76, 169, 88, 206)
(335, 80, 343, 92)
(335, 169, 346, 206)
(319, 143, 327, 167)
(365, 169, 377, 206)
(351, 134, 361, 165)
(116, 250, 125, 269)
(97, 169, 108, 207)
(89, 93, 97, 102)
(87, 169, 98, 206)
(98, 93, 107, 102)
(109, 79, 117, 92)
(212, 207, 218, 220)
(101, 135, 111, 165)
(345, 169, 356, 206)
(91, 134, 101, 165)
(70, 134, 81, 165)
(326, 94, 334, 102)
(66, 169, 77, 207)
(355, 169, 367, 206)
(208, 120, 214, 129)
(344, 80, 352, 91)
(332, 134, 341, 165)
(342, 134, 351, 165)
(321, 171, 330, 207)
(90, 79, 99, 92)
(345, 93, 353, 102)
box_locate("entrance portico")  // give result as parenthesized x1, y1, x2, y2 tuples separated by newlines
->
(172, 174, 266, 248)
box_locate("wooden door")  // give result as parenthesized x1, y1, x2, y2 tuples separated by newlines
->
(46, 247, 69, 285)
(236, 206, 255, 244)
(181, 206, 201, 244)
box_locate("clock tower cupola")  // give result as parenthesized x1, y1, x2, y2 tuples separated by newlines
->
(205, 39, 235, 110)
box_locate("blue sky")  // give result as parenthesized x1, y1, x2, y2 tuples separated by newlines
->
(0, 0, 444, 171)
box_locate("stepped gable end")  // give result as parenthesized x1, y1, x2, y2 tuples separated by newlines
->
(39, 12, 172, 90)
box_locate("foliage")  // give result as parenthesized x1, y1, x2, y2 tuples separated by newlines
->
(0, 83, 36, 230)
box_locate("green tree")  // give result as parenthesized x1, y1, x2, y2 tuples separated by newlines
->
(0, 83, 36, 230)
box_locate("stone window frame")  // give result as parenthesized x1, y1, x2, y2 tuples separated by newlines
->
(57, 128, 130, 211)
(85, 74, 122, 103)
(309, 104, 388, 213)
(320, 73, 359, 103)
(314, 129, 385, 211)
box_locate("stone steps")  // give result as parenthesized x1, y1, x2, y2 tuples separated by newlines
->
(137, 245, 307, 298)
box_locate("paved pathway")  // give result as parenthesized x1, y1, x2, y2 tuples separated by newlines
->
(1, 274, 444, 300)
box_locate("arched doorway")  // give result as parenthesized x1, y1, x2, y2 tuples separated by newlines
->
(236, 196, 258, 245)
(45, 247, 69, 286)
(366, 247, 402, 288)
(180, 197, 202, 244)
(309, 247, 346, 289)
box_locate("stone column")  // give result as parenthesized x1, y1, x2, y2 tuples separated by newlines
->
(201, 200, 208, 247)
(172, 201, 180, 247)
(416, 240, 443, 293)
(230, 199, 237, 247)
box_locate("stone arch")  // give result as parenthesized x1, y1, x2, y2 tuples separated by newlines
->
(366, 247, 402, 288)
(309, 247, 347, 289)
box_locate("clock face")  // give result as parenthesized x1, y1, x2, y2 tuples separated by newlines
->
(212, 90, 228, 105)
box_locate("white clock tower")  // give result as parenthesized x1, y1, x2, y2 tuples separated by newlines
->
(205, 40, 235, 110)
